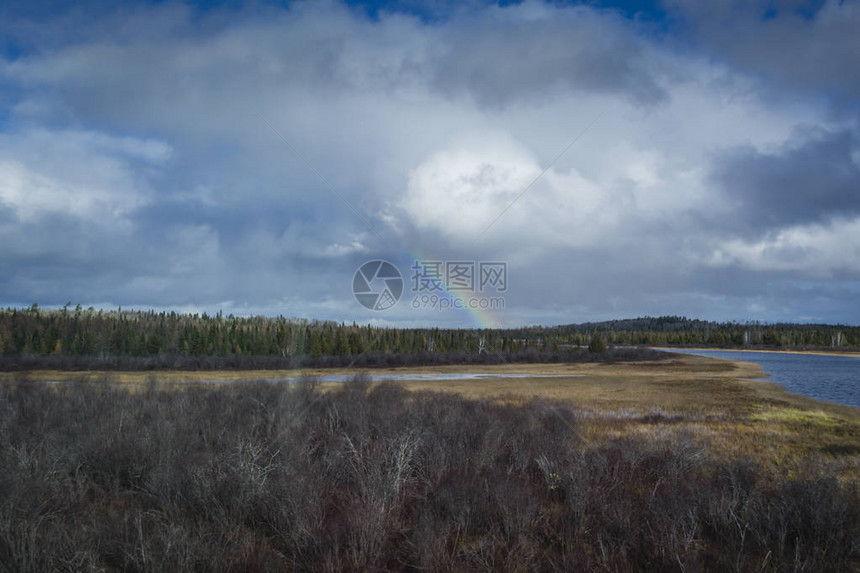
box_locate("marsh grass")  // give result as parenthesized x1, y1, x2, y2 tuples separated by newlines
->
(0, 375, 858, 572)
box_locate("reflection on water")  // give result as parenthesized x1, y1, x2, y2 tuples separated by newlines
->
(665, 349, 860, 409)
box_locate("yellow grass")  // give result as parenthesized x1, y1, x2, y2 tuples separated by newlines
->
(4, 353, 859, 469)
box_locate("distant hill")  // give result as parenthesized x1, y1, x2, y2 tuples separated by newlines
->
(551, 316, 858, 348)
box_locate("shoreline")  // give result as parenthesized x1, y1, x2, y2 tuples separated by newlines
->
(0, 361, 626, 383)
(652, 346, 860, 358)
(4, 354, 857, 421)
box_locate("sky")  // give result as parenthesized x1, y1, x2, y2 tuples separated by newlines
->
(0, 0, 858, 327)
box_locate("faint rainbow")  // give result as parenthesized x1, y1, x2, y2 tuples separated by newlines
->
(390, 252, 503, 329)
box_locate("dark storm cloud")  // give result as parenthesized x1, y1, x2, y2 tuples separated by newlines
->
(0, 3, 669, 136)
(0, 203, 364, 311)
(664, 0, 860, 107)
(711, 128, 860, 234)
(0, 213, 141, 301)
(432, 6, 668, 106)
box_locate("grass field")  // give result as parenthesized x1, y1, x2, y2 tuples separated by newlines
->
(391, 355, 860, 466)
(6, 353, 859, 467)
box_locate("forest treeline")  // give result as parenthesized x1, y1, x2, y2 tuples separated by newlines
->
(0, 305, 856, 366)
(556, 315, 859, 347)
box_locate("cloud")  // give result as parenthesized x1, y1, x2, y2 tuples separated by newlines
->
(401, 129, 632, 251)
(709, 128, 860, 235)
(0, 0, 857, 325)
(0, 129, 168, 221)
(664, 0, 860, 106)
(429, 2, 668, 106)
(709, 217, 860, 278)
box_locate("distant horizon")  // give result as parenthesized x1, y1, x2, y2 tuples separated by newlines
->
(2, 302, 858, 330)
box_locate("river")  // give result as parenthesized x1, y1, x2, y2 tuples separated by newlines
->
(664, 348, 860, 408)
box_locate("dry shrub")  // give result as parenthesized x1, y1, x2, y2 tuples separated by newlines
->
(0, 377, 856, 572)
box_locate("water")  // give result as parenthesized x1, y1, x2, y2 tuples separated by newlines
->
(664, 349, 860, 408)
(44, 372, 578, 385)
(190, 372, 578, 384)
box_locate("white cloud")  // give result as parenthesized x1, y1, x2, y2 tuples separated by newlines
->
(0, 130, 169, 222)
(400, 128, 633, 250)
(709, 218, 860, 277)
(402, 131, 539, 241)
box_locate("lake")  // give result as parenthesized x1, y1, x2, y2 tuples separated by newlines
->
(664, 348, 860, 409)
